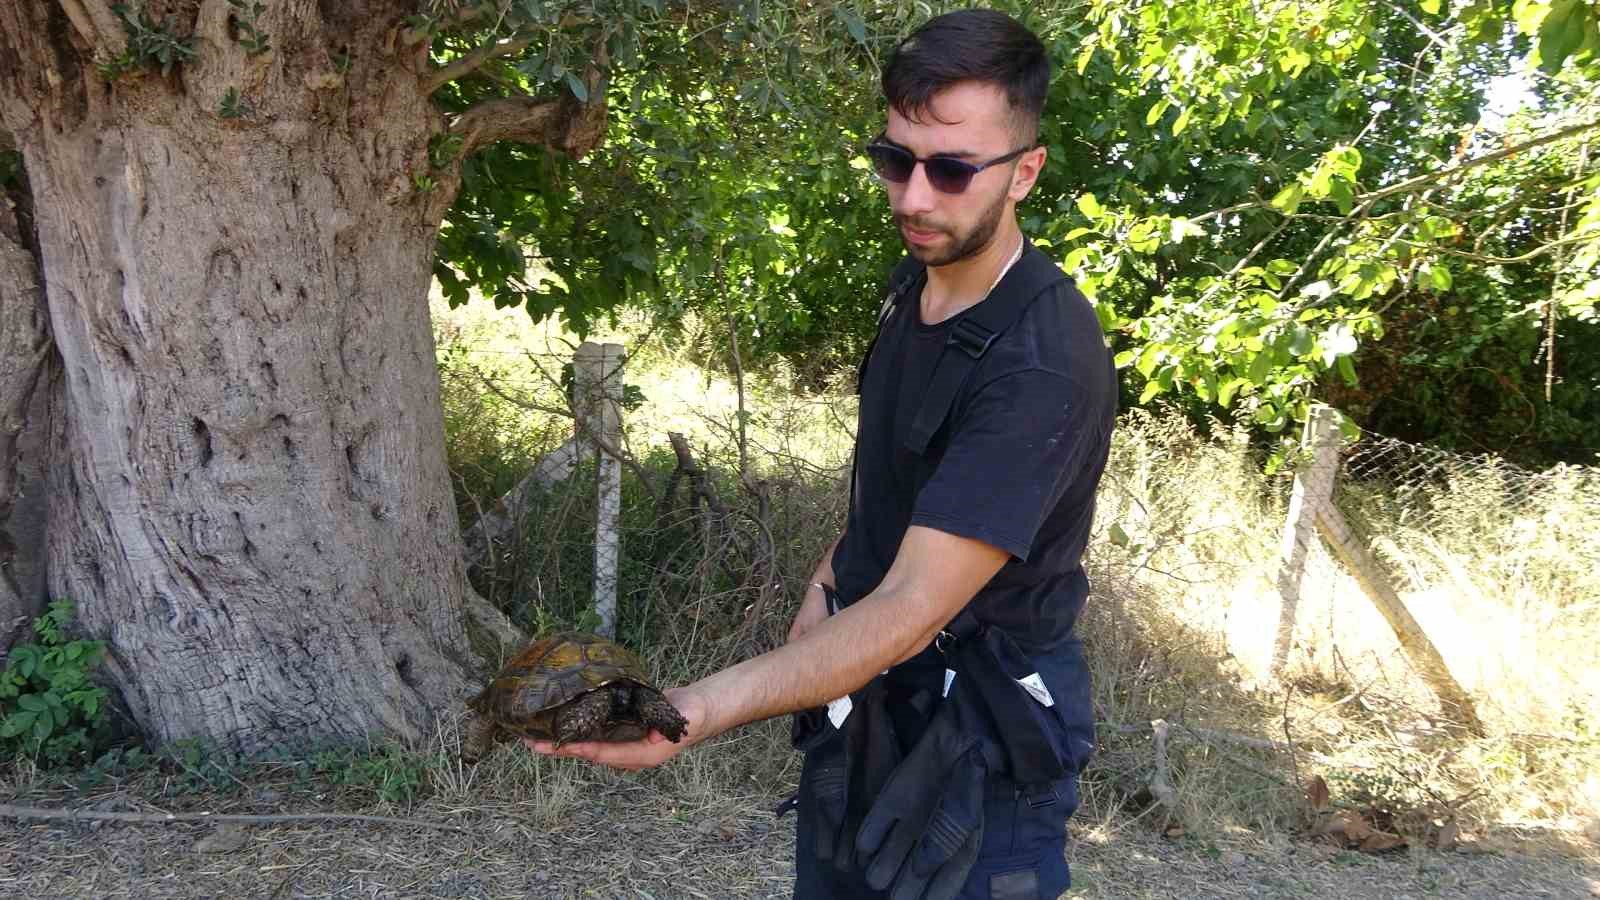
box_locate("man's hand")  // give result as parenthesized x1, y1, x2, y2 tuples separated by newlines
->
(523, 686, 712, 771)
(787, 584, 829, 643)
(527, 527, 1007, 771)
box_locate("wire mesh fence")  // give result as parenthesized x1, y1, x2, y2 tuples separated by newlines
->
(1333, 428, 1600, 613)
(435, 329, 856, 688)
(1340, 431, 1600, 534)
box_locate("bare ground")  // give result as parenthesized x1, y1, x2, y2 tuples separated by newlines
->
(3, 780, 1596, 899)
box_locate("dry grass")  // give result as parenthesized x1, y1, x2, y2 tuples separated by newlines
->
(1091, 411, 1600, 851)
(3, 305, 1597, 897)
(433, 302, 1600, 855)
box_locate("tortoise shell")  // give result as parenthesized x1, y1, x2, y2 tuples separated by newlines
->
(462, 631, 686, 760)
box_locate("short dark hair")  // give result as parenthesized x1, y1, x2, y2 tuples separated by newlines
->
(881, 10, 1050, 143)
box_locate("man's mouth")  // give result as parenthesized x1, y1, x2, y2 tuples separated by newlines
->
(899, 221, 944, 245)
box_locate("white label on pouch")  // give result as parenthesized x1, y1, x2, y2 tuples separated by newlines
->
(826, 695, 853, 729)
(943, 669, 957, 697)
(1017, 673, 1055, 707)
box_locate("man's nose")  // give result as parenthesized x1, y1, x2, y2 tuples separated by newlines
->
(892, 161, 938, 217)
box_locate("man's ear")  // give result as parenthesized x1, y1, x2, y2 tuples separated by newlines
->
(1009, 145, 1047, 202)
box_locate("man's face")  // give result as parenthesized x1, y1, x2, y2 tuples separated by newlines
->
(879, 82, 1036, 267)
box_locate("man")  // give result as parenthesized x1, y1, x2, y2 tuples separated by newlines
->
(528, 9, 1116, 898)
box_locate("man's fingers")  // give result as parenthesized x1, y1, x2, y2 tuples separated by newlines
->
(521, 736, 675, 771)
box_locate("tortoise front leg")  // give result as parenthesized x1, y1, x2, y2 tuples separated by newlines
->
(553, 690, 614, 747)
(460, 713, 503, 764)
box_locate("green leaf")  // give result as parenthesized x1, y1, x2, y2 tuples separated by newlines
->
(1146, 98, 1171, 127)
(0, 711, 35, 739)
(1108, 522, 1131, 547)
(1420, 0, 1441, 14)
(1248, 350, 1273, 384)
(1076, 42, 1095, 75)
(1538, 0, 1590, 72)
(1337, 354, 1359, 386)
(1172, 105, 1193, 136)
(835, 7, 867, 46)
(1218, 377, 1245, 407)
(1076, 193, 1104, 219)
(1136, 344, 1163, 378)
(18, 693, 45, 712)
(1138, 379, 1164, 404)
(1271, 183, 1304, 216)
(564, 72, 588, 103)
(33, 712, 51, 742)
(1428, 263, 1454, 292)
(1515, 0, 1550, 35)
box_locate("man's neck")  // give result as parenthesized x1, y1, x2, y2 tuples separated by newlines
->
(920, 221, 1024, 325)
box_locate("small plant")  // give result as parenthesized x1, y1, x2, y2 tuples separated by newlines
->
(219, 86, 252, 118)
(0, 599, 109, 765)
(108, 3, 197, 77)
(428, 132, 465, 170)
(312, 742, 432, 804)
(157, 737, 248, 794)
(226, 0, 271, 56)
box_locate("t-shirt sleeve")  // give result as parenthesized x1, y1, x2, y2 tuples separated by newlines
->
(909, 368, 1101, 561)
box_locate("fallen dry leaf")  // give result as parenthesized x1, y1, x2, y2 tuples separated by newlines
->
(1335, 811, 1373, 843)
(1306, 775, 1330, 812)
(1358, 831, 1407, 853)
(1163, 823, 1186, 839)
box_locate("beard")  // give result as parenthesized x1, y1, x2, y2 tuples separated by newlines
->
(895, 185, 1010, 268)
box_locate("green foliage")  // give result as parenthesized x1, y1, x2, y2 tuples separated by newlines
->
(309, 743, 432, 805)
(0, 600, 109, 765)
(100, 3, 197, 79)
(418, 0, 1599, 461)
(225, 0, 271, 57)
(219, 86, 251, 119)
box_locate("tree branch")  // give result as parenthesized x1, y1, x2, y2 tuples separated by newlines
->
(1194, 118, 1600, 225)
(448, 91, 607, 160)
(1383, 0, 1450, 51)
(57, 0, 128, 58)
(423, 34, 536, 93)
(0, 803, 469, 833)
(470, 368, 658, 503)
(1393, 225, 1600, 265)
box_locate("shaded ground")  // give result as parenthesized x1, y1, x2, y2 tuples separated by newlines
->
(4, 785, 1596, 899)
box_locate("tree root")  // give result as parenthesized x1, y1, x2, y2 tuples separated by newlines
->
(0, 803, 470, 833)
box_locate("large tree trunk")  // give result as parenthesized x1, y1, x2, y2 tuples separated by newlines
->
(0, 149, 52, 655)
(0, 2, 543, 752)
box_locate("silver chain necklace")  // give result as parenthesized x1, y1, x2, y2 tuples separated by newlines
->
(982, 235, 1026, 301)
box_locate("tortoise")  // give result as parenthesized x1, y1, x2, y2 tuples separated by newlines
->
(461, 631, 688, 762)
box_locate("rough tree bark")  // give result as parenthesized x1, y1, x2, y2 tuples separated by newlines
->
(0, 135, 52, 656)
(0, 1, 597, 752)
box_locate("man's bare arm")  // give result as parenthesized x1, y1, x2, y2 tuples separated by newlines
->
(698, 526, 1006, 734)
(526, 525, 1007, 769)
(788, 533, 843, 643)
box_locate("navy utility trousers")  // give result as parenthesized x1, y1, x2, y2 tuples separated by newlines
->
(790, 638, 1094, 900)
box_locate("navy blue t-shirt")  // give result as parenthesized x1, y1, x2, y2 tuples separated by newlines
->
(830, 242, 1117, 652)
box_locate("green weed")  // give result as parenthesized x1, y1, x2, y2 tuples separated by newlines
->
(0, 600, 110, 766)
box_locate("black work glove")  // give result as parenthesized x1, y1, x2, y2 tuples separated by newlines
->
(791, 677, 909, 869)
(854, 698, 995, 900)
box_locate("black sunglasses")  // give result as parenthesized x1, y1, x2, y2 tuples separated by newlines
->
(864, 140, 1033, 194)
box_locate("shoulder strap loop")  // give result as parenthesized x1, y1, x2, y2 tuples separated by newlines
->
(904, 243, 1067, 456)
